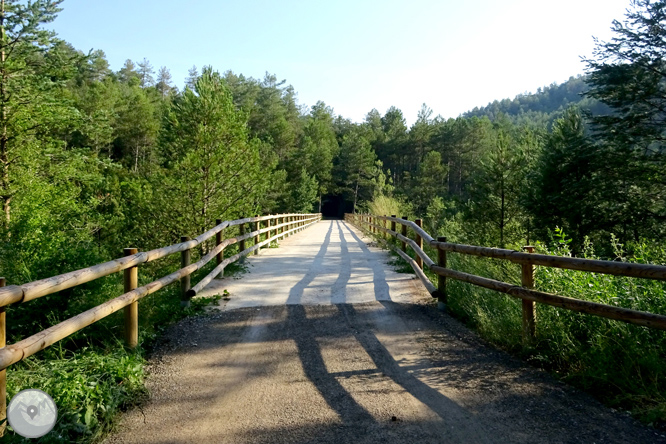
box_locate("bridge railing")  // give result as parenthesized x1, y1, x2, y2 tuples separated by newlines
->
(345, 213, 666, 340)
(0, 212, 321, 431)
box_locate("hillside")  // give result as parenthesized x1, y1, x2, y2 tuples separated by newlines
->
(463, 75, 611, 127)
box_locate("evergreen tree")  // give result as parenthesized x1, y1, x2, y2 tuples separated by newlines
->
(335, 128, 377, 213)
(155, 66, 174, 97)
(295, 101, 338, 211)
(583, 0, 666, 241)
(0, 0, 79, 231)
(137, 57, 154, 88)
(529, 107, 598, 247)
(118, 59, 140, 84)
(185, 65, 198, 90)
(467, 117, 528, 247)
(156, 67, 264, 239)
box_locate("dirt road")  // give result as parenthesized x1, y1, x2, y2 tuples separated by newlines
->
(105, 220, 665, 444)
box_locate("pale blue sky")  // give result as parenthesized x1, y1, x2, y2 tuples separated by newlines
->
(50, 0, 630, 125)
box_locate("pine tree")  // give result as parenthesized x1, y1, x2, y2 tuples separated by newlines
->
(157, 67, 265, 238)
(0, 0, 78, 231)
(137, 57, 154, 88)
(185, 65, 198, 90)
(118, 59, 139, 84)
(155, 66, 173, 97)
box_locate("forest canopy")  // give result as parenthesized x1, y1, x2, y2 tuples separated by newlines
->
(0, 0, 664, 291)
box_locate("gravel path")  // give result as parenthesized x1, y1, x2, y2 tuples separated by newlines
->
(105, 220, 666, 444)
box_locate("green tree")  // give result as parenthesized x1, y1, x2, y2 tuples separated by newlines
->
(584, 0, 666, 150)
(583, 0, 666, 241)
(528, 107, 598, 247)
(467, 118, 527, 247)
(0, 0, 79, 231)
(156, 66, 174, 98)
(156, 67, 264, 240)
(406, 150, 448, 216)
(288, 167, 318, 213)
(185, 65, 198, 90)
(137, 57, 154, 88)
(294, 101, 338, 211)
(118, 59, 140, 85)
(114, 84, 159, 171)
(335, 128, 377, 213)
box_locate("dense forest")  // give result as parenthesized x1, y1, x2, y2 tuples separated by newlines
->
(463, 74, 612, 127)
(2, 0, 666, 441)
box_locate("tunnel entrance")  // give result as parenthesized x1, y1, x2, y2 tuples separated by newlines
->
(321, 195, 352, 219)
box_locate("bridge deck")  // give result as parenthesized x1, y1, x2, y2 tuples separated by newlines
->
(105, 221, 665, 444)
(198, 219, 426, 308)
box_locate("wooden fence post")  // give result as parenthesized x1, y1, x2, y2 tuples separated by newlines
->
(390, 215, 396, 240)
(254, 215, 260, 255)
(180, 237, 192, 306)
(383, 215, 387, 240)
(401, 217, 408, 253)
(239, 222, 246, 263)
(415, 219, 423, 269)
(437, 237, 447, 311)
(522, 246, 536, 345)
(124, 248, 139, 348)
(216, 219, 223, 269)
(0, 277, 5, 437)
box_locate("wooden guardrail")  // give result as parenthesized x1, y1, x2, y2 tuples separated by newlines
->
(345, 213, 666, 340)
(0, 212, 321, 433)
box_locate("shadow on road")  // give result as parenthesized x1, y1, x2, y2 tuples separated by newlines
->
(107, 221, 666, 444)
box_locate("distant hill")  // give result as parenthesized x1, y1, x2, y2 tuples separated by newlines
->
(463, 75, 610, 127)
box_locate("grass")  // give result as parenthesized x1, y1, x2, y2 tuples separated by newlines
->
(364, 222, 666, 428)
(2, 245, 245, 443)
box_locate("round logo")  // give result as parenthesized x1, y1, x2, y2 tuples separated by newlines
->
(7, 389, 58, 438)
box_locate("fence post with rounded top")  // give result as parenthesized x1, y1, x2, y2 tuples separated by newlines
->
(415, 219, 423, 269)
(437, 237, 447, 311)
(254, 215, 260, 255)
(216, 219, 223, 270)
(522, 246, 536, 345)
(180, 237, 192, 305)
(124, 248, 139, 348)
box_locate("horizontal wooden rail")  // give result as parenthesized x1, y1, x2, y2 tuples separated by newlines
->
(345, 213, 666, 333)
(430, 241, 666, 281)
(0, 213, 320, 308)
(187, 217, 319, 297)
(429, 265, 666, 330)
(394, 247, 438, 295)
(0, 214, 322, 371)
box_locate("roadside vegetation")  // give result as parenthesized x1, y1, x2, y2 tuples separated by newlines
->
(2, 0, 666, 440)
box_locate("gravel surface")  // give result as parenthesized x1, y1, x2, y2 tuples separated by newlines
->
(104, 220, 666, 444)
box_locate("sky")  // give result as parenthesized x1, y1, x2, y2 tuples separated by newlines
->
(49, 0, 631, 126)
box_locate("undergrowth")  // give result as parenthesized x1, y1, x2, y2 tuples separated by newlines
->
(2, 244, 242, 443)
(366, 221, 666, 427)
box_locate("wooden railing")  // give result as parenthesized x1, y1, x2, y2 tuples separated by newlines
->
(0, 213, 322, 433)
(345, 213, 666, 339)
